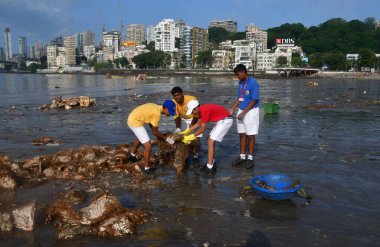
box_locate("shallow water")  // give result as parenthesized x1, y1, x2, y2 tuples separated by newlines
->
(0, 73, 380, 246)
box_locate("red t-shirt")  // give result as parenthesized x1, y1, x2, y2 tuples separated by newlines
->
(199, 104, 230, 123)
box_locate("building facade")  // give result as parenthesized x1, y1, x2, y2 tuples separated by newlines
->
(246, 24, 268, 52)
(233, 40, 256, 69)
(155, 19, 176, 52)
(191, 27, 208, 67)
(126, 24, 145, 44)
(212, 50, 234, 69)
(18, 36, 28, 57)
(64, 36, 76, 66)
(0, 48, 5, 61)
(3, 27, 13, 61)
(209, 19, 237, 32)
(102, 30, 121, 61)
(47, 45, 58, 68)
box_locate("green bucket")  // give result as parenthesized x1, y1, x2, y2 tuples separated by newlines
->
(264, 103, 279, 114)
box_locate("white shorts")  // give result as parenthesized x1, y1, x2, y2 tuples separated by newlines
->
(128, 126, 150, 144)
(210, 118, 233, 142)
(237, 107, 259, 135)
(183, 118, 203, 138)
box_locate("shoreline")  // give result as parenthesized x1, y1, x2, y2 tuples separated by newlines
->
(1, 69, 380, 80)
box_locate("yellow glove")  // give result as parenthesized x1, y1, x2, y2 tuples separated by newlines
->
(182, 134, 196, 144)
(180, 128, 191, 135)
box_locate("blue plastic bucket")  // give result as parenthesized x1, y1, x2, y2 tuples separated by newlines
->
(249, 174, 303, 201)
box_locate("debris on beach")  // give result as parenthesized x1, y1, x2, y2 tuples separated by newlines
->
(307, 103, 336, 109)
(31, 136, 62, 146)
(39, 96, 96, 110)
(306, 81, 319, 87)
(0, 132, 188, 236)
(47, 191, 150, 239)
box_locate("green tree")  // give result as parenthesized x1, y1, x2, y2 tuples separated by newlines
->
(358, 48, 376, 68)
(322, 53, 346, 70)
(276, 56, 288, 67)
(40, 56, 47, 69)
(27, 63, 39, 73)
(196, 50, 212, 68)
(132, 51, 171, 69)
(146, 41, 155, 52)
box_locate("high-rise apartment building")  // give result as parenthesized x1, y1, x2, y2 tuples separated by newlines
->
(146, 25, 155, 44)
(233, 40, 256, 69)
(101, 30, 121, 61)
(64, 36, 76, 66)
(3, 27, 13, 61)
(126, 24, 145, 44)
(175, 20, 192, 67)
(191, 27, 208, 67)
(47, 45, 58, 68)
(246, 24, 268, 52)
(0, 48, 5, 61)
(155, 19, 176, 52)
(209, 19, 237, 32)
(18, 36, 28, 57)
(75, 31, 95, 55)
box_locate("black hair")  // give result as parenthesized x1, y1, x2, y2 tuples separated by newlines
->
(233, 64, 247, 74)
(171, 86, 183, 95)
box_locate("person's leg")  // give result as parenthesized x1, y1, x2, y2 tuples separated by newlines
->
(240, 133, 247, 155)
(248, 135, 255, 156)
(207, 137, 216, 166)
(132, 139, 141, 154)
(142, 141, 152, 169)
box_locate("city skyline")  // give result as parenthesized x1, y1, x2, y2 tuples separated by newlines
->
(1, 0, 380, 50)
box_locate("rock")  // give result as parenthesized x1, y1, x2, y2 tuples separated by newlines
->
(12, 201, 36, 231)
(0, 213, 13, 231)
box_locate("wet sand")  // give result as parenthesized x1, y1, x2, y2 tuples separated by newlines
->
(0, 74, 380, 246)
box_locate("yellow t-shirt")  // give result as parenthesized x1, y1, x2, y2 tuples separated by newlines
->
(127, 103, 162, 127)
(174, 95, 198, 119)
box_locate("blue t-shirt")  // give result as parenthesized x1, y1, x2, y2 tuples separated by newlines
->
(237, 76, 259, 110)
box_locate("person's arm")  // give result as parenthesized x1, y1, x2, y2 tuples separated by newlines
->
(188, 118, 201, 132)
(229, 99, 239, 114)
(237, 100, 256, 120)
(150, 125, 167, 141)
(174, 116, 181, 132)
(192, 122, 206, 137)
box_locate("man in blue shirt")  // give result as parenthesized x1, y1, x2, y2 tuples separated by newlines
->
(228, 64, 260, 169)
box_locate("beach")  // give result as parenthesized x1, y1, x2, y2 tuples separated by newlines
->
(0, 73, 379, 246)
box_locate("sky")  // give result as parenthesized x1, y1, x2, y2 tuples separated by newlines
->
(1, 0, 379, 50)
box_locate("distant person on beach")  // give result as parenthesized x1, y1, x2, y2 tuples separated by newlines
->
(229, 64, 260, 169)
(127, 100, 177, 174)
(171, 86, 202, 165)
(181, 100, 233, 174)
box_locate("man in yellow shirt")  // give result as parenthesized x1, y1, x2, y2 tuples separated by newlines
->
(127, 100, 176, 173)
(171, 86, 202, 165)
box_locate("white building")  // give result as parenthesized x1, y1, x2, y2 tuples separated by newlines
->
(256, 51, 276, 70)
(233, 40, 256, 69)
(146, 25, 155, 44)
(155, 19, 176, 52)
(3, 27, 12, 61)
(47, 45, 58, 69)
(102, 30, 121, 60)
(57, 47, 66, 68)
(84, 45, 96, 60)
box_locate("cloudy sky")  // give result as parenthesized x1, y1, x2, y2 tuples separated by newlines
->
(1, 0, 379, 49)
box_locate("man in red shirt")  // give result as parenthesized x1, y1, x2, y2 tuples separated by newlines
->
(181, 100, 233, 174)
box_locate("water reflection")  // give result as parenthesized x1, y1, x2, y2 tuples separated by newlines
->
(249, 199, 299, 220)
